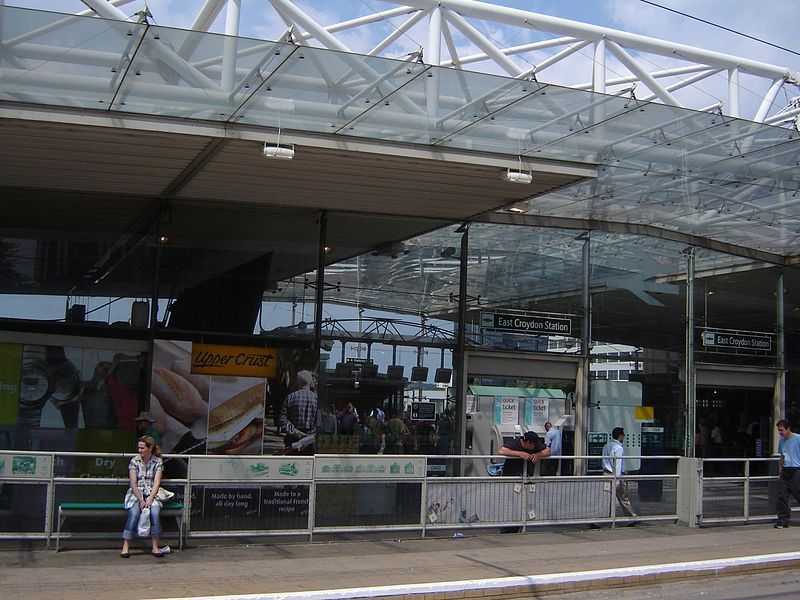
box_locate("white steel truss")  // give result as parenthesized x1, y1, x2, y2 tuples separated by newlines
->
(61, 0, 800, 125)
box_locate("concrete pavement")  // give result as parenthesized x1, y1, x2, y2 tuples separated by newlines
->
(3, 522, 800, 599)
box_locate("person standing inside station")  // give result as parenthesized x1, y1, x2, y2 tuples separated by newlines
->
(542, 421, 562, 476)
(602, 427, 639, 525)
(279, 370, 318, 453)
(775, 419, 800, 529)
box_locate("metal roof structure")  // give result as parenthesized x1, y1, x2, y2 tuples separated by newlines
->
(0, 1, 799, 337)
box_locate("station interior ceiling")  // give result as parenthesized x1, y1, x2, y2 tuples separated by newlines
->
(2, 113, 799, 355)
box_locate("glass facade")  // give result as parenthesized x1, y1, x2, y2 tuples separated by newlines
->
(1, 5, 800, 465)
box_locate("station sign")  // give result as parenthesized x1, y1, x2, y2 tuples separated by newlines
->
(701, 330, 773, 352)
(480, 312, 572, 336)
(411, 402, 436, 421)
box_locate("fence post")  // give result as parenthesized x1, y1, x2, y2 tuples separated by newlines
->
(743, 459, 750, 523)
(420, 457, 428, 538)
(677, 457, 702, 527)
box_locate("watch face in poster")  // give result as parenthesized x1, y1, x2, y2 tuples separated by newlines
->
(15, 343, 144, 431)
(206, 377, 266, 455)
(150, 340, 210, 455)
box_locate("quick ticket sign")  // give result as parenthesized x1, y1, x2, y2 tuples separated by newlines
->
(481, 312, 571, 336)
(701, 330, 773, 353)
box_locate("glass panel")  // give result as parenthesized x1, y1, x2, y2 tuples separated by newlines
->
(314, 481, 421, 527)
(0, 482, 47, 533)
(157, 200, 320, 337)
(466, 223, 584, 353)
(113, 27, 291, 120)
(0, 6, 145, 109)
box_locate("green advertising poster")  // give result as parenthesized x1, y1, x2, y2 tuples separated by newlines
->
(0, 342, 22, 424)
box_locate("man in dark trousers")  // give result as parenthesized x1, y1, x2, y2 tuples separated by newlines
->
(775, 419, 800, 528)
(498, 431, 551, 533)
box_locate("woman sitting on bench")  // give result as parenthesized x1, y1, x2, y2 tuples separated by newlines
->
(121, 435, 166, 558)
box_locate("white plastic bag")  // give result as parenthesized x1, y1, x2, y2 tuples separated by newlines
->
(137, 507, 151, 537)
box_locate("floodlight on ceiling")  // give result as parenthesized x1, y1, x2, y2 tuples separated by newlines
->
(263, 127, 294, 160)
(263, 141, 294, 160)
(503, 156, 532, 184)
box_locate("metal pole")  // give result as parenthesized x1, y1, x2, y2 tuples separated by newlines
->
(776, 272, 786, 449)
(313, 211, 327, 357)
(685, 247, 696, 458)
(575, 232, 591, 464)
(454, 224, 469, 455)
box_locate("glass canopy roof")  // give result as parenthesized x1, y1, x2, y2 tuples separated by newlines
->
(1, 5, 799, 259)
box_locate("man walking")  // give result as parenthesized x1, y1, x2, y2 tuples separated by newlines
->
(542, 421, 562, 476)
(602, 427, 639, 525)
(775, 419, 800, 528)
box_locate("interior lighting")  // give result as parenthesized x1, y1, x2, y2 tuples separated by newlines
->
(263, 127, 294, 160)
(503, 156, 532, 184)
(263, 141, 294, 160)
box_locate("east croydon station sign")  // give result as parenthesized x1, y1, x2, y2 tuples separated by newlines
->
(481, 312, 572, 336)
(701, 329, 773, 353)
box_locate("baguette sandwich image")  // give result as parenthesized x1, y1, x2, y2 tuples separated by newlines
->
(206, 383, 265, 455)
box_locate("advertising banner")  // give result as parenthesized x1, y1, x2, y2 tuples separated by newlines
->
(315, 456, 426, 480)
(191, 343, 278, 378)
(0, 453, 52, 478)
(0, 342, 21, 425)
(190, 456, 313, 481)
(152, 340, 268, 456)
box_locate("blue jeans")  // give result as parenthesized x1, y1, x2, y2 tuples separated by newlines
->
(122, 503, 162, 540)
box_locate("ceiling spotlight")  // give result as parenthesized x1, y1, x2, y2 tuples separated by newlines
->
(323, 245, 333, 254)
(503, 156, 533, 184)
(263, 127, 294, 160)
(263, 142, 294, 160)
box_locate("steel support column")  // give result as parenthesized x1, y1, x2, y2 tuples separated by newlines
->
(454, 223, 469, 455)
(684, 247, 696, 457)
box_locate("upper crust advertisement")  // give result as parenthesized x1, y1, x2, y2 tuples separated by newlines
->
(190, 343, 278, 378)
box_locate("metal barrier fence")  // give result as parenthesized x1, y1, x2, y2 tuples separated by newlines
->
(698, 457, 782, 525)
(0, 451, 683, 547)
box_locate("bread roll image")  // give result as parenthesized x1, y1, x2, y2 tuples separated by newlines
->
(170, 357, 210, 403)
(151, 367, 207, 425)
(207, 383, 265, 455)
(148, 393, 167, 437)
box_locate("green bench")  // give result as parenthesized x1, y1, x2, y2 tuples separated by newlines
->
(56, 502, 185, 552)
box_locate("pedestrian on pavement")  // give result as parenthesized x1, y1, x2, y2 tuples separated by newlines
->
(542, 421, 562, 476)
(279, 370, 318, 453)
(775, 419, 800, 529)
(602, 427, 639, 525)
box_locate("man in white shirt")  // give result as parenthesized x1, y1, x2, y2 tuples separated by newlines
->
(542, 422, 562, 476)
(601, 427, 639, 524)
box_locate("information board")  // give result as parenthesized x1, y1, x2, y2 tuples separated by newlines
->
(411, 402, 436, 421)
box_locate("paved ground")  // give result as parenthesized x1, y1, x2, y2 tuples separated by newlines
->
(3, 522, 800, 600)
